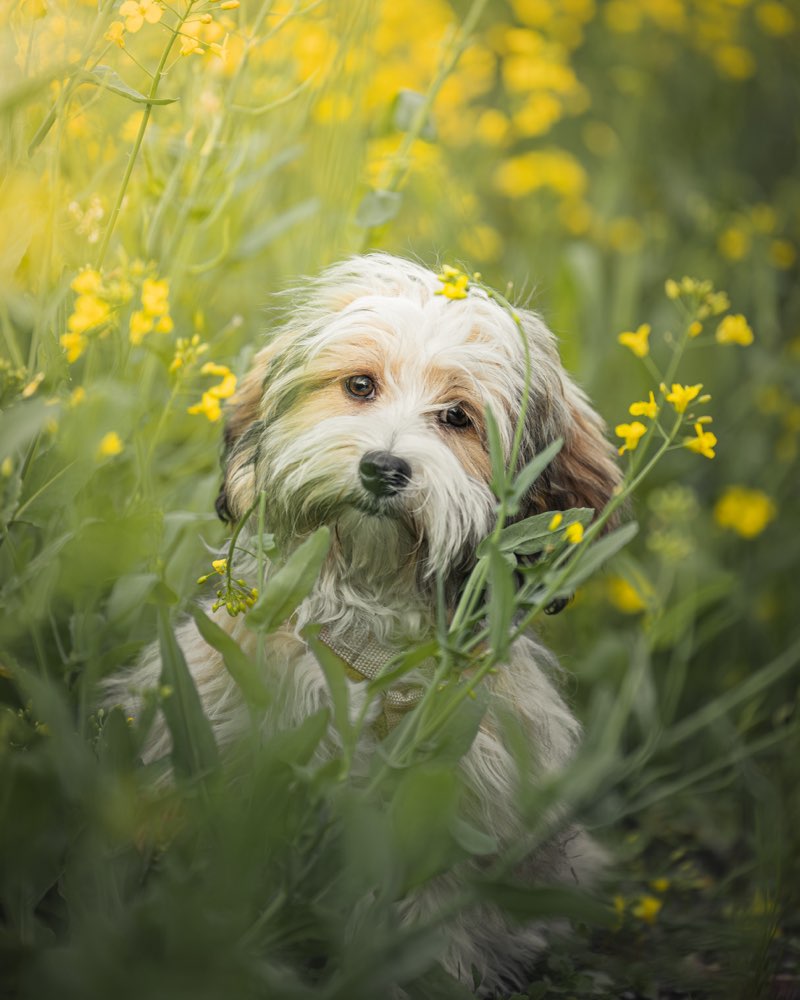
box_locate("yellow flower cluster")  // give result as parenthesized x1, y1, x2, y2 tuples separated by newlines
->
(61, 268, 133, 363)
(198, 557, 259, 616)
(169, 334, 209, 374)
(435, 265, 471, 300)
(713, 486, 776, 538)
(187, 362, 237, 422)
(130, 277, 173, 345)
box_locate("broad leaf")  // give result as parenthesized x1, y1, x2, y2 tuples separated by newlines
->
(190, 606, 271, 709)
(247, 526, 330, 632)
(157, 606, 219, 779)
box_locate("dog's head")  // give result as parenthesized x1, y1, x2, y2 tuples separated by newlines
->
(216, 254, 619, 586)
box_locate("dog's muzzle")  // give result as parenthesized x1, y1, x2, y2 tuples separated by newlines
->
(359, 450, 411, 497)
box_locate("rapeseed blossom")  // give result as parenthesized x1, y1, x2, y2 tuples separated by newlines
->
(629, 392, 658, 419)
(119, 0, 162, 32)
(564, 522, 584, 544)
(665, 383, 703, 414)
(714, 487, 776, 538)
(435, 265, 470, 300)
(615, 421, 647, 454)
(96, 432, 124, 458)
(715, 314, 754, 346)
(684, 423, 717, 459)
(617, 324, 650, 358)
(188, 362, 237, 422)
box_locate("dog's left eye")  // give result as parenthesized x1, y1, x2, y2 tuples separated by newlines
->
(439, 404, 471, 429)
(345, 375, 376, 399)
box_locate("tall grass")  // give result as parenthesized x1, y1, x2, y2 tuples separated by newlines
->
(1, 0, 799, 997)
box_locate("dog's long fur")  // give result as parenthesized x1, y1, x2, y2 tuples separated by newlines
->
(107, 253, 620, 993)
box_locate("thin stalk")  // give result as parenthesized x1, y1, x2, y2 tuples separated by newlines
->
(94, 6, 195, 269)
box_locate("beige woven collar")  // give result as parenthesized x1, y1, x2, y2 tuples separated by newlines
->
(318, 624, 433, 731)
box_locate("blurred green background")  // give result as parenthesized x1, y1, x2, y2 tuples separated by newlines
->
(1, 0, 798, 996)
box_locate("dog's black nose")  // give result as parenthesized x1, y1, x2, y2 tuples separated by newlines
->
(359, 451, 411, 497)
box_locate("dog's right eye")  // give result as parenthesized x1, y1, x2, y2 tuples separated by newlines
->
(345, 375, 376, 399)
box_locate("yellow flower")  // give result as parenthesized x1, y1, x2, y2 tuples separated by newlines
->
(212, 558, 227, 574)
(435, 265, 470, 300)
(706, 291, 730, 315)
(70, 386, 86, 407)
(548, 512, 563, 531)
(71, 268, 103, 295)
(650, 878, 671, 893)
(170, 334, 208, 373)
(201, 363, 237, 399)
(607, 576, 646, 614)
(68, 294, 111, 334)
(105, 20, 125, 46)
(564, 522, 584, 544)
(756, 2, 796, 37)
(689, 321, 703, 338)
(632, 895, 662, 924)
(60, 331, 88, 363)
(629, 391, 658, 419)
(188, 392, 222, 422)
(664, 278, 680, 299)
(715, 314, 754, 346)
(141, 277, 170, 317)
(769, 239, 796, 269)
(615, 421, 647, 454)
(617, 323, 650, 358)
(684, 423, 717, 459)
(718, 225, 750, 260)
(714, 486, 776, 538)
(665, 383, 702, 414)
(119, 0, 162, 32)
(97, 432, 124, 458)
(129, 310, 153, 345)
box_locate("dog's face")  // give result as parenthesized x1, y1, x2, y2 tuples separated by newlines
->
(217, 255, 619, 587)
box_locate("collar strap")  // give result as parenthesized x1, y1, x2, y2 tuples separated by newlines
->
(318, 625, 432, 730)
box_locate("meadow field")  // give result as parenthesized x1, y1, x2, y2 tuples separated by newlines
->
(1, 0, 799, 997)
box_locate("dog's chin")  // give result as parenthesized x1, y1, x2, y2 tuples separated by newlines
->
(349, 494, 408, 520)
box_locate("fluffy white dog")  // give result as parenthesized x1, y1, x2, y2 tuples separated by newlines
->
(110, 253, 620, 993)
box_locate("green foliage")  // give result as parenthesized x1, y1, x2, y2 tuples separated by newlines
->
(1, 0, 799, 997)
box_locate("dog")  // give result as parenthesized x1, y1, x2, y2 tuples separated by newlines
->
(108, 253, 620, 992)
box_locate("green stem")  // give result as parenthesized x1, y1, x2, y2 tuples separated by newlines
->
(94, 7, 194, 270)
(358, 0, 489, 251)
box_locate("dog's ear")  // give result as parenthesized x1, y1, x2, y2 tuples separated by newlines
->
(215, 338, 284, 523)
(549, 381, 621, 523)
(519, 376, 622, 530)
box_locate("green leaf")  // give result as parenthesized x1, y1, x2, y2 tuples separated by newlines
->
(484, 405, 507, 497)
(246, 526, 330, 632)
(106, 573, 160, 625)
(354, 189, 402, 228)
(79, 65, 177, 106)
(390, 766, 461, 889)
(303, 624, 356, 757)
(0, 398, 54, 458)
(450, 817, 498, 856)
(506, 438, 563, 515)
(486, 545, 515, 661)
(392, 89, 436, 141)
(365, 640, 438, 696)
(157, 606, 219, 780)
(190, 606, 271, 709)
(233, 198, 319, 259)
(559, 521, 639, 592)
(470, 881, 614, 927)
(479, 507, 593, 557)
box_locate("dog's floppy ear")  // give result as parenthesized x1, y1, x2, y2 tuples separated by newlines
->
(520, 376, 622, 530)
(215, 338, 284, 523)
